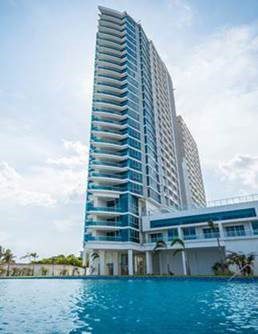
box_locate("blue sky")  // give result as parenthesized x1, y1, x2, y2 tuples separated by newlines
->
(1, 0, 258, 258)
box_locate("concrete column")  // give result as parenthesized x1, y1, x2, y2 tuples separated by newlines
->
(113, 252, 119, 276)
(181, 250, 187, 275)
(218, 222, 224, 239)
(128, 249, 134, 275)
(99, 250, 105, 275)
(146, 251, 153, 274)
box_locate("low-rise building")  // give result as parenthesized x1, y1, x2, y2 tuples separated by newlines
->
(87, 197, 258, 276)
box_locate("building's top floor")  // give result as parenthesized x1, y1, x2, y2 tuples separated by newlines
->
(143, 198, 258, 232)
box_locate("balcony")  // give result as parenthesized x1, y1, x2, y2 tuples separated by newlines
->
(86, 235, 123, 242)
(90, 160, 129, 173)
(91, 149, 128, 161)
(91, 138, 127, 151)
(88, 172, 127, 185)
(91, 127, 128, 140)
(146, 228, 258, 245)
(92, 118, 127, 129)
(92, 109, 127, 121)
(86, 220, 122, 231)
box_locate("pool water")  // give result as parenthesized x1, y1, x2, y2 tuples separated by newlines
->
(0, 278, 257, 334)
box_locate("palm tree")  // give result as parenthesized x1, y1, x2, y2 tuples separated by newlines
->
(153, 240, 167, 252)
(89, 252, 99, 274)
(21, 252, 39, 276)
(171, 238, 190, 275)
(2, 249, 15, 276)
(0, 245, 4, 262)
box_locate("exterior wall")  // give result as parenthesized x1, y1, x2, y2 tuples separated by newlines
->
(176, 115, 206, 209)
(150, 42, 181, 210)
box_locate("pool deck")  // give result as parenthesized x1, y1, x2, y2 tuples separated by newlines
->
(0, 275, 258, 282)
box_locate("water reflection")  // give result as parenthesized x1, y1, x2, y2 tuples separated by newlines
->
(0, 279, 257, 334)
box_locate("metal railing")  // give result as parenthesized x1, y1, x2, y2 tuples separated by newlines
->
(147, 229, 258, 244)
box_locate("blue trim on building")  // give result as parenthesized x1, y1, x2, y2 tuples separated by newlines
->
(150, 208, 257, 228)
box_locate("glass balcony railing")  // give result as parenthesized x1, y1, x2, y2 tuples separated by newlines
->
(91, 137, 124, 146)
(91, 149, 126, 156)
(92, 117, 123, 126)
(92, 127, 124, 135)
(86, 220, 121, 227)
(90, 160, 125, 168)
(87, 205, 123, 213)
(89, 172, 125, 179)
(88, 184, 125, 192)
(87, 235, 123, 241)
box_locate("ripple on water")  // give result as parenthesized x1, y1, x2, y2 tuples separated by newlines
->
(0, 279, 257, 334)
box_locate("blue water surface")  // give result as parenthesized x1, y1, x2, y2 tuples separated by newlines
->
(0, 278, 257, 334)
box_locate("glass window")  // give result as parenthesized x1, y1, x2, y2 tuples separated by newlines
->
(182, 227, 196, 240)
(203, 227, 220, 239)
(149, 233, 163, 243)
(225, 225, 245, 237)
(252, 221, 258, 235)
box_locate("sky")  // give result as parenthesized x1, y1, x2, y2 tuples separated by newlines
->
(0, 0, 258, 259)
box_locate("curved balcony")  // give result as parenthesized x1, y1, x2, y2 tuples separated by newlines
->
(94, 91, 127, 104)
(91, 128, 128, 140)
(92, 120, 128, 130)
(96, 60, 126, 72)
(89, 171, 127, 185)
(86, 220, 121, 231)
(99, 25, 126, 39)
(92, 110, 127, 121)
(96, 67, 127, 81)
(91, 149, 128, 162)
(99, 20, 125, 33)
(98, 32, 125, 45)
(88, 184, 125, 198)
(87, 205, 123, 218)
(91, 138, 128, 151)
(90, 160, 129, 173)
(86, 235, 123, 242)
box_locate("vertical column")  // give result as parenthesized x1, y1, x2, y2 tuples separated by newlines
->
(113, 252, 119, 276)
(181, 250, 187, 276)
(178, 227, 187, 275)
(128, 249, 134, 276)
(146, 251, 153, 274)
(99, 250, 105, 276)
(218, 222, 224, 239)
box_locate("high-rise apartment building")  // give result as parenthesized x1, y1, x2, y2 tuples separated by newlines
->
(83, 6, 205, 275)
(176, 115, 206, 208)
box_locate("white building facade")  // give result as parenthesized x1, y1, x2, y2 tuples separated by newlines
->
(83, 6, 209, 274)
(87, 199, 258, 276)
(176, 115, 206, 209)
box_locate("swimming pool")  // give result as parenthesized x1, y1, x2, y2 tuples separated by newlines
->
(0, 278, 257, 333)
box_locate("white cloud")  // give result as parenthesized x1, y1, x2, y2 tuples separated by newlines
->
(167, 0, 194, 27)
(47, 140, 88, 167)
(0, 140, 88, 207)
(220, 155, 258, 191)
(170, 24, 258, 169)
(0, 161, 56, 207)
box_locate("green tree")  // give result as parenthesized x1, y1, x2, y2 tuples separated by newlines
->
(21, 252, 39, 276)
(2, 249, 15, 276)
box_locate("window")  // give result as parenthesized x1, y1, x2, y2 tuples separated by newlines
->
(225, 225, 245, 237)
(182, 227, 196, 240)
(203, 227, 220, 239)
(168, 229, 178, 240)
(149, 233, 163, 243)
(252, 221, 258, 235)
